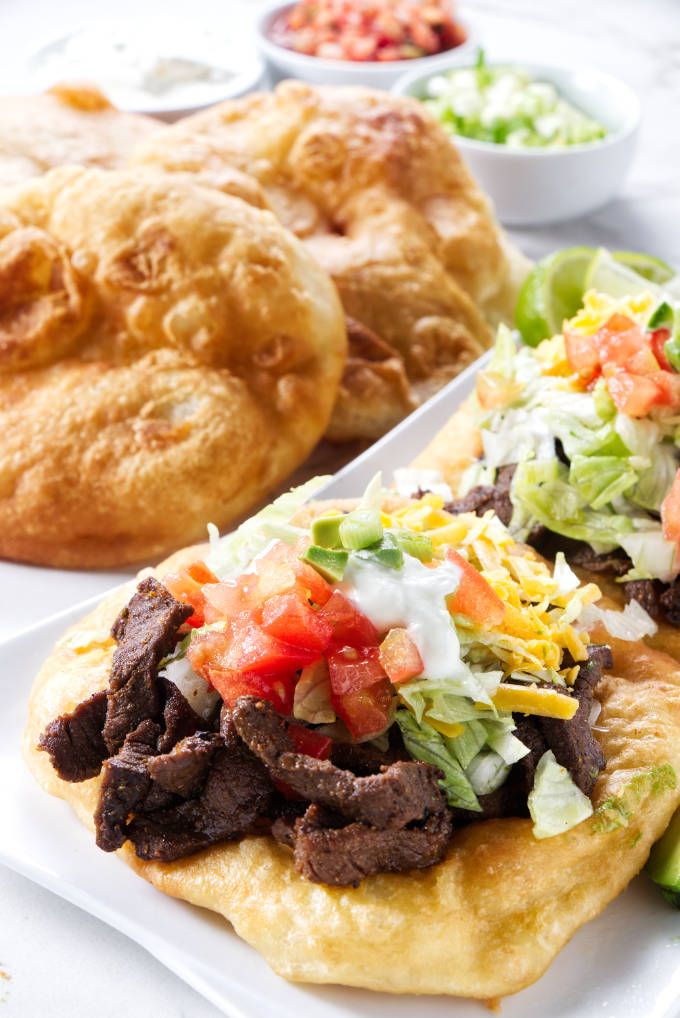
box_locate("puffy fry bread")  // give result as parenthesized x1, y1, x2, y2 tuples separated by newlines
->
(23, 509, 680, 998)
(0, 166, 346, 567)
(0, 84, 157, 187)
(132, 81, 530, 441)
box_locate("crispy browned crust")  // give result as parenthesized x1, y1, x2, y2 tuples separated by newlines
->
(22, 507, 680, 998)
(0, 166, 346, 567)
(132, 82, 530, 441)
(0, 86, 157, 188)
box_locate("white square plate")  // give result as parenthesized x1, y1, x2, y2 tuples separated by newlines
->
(2, 353, 680, 1018)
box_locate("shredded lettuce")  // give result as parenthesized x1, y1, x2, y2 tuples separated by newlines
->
(466, 750, 511, 796)
(473, 320, 680, 582)
(579, 599, 658, 640)
(528, 750, 594, 839)
(396, 710, 481, 811)
(205, 476, 330, 579)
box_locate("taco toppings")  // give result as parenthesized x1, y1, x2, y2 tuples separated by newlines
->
(38, 484, 621, 886)
(447, 291, 680, 627)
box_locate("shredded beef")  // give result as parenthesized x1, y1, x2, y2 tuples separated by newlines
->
(444, 464, 516, 526)
(535, 645, 610, 795)
(38, 690, 108, 782)
(277, 803, 452, 887)
(232, 697, 444, 828)
(103, 578, 192, 754)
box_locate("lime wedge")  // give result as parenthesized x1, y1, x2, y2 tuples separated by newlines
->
(612, 250, 675, 284)
(584, 247, 664, 300)
(515, 246, 595, 346)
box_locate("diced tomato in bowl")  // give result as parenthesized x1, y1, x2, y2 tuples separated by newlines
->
(269, 0, 467, 62)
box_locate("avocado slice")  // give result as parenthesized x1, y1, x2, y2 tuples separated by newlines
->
(645, 806, 680, 908)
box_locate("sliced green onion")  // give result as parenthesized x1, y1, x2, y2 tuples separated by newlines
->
(311, 514, 344, 549)
(339, 508, 383, 550)
(393, 529, 433, 562)
(301, 545, 348, 582)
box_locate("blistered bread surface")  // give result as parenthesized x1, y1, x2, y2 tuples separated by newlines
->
(0, 166, 346, 566)
(133, 81, 530, 440)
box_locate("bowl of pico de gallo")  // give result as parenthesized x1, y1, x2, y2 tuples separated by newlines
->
(256, 0, 478, 89)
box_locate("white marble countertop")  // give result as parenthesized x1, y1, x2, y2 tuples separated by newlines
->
(1, 0, 679, 1014)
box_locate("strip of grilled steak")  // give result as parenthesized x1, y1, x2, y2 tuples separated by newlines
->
(147, 731, 223, 798)
(103, 578, 193, 754)
(232, 697, 445, 828)
(126, 742, 274, 861)
(95, 719, 163, 852)
(38, 690, 109, 781)
(274, 803, 452, 887)
(535, 645, 611, 795)
(444, 464, 516, 527)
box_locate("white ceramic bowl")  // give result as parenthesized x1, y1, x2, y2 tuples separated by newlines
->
(24, 17, 265, 122)
(256, 1, 478, 90)
(392, 61, 641, 225)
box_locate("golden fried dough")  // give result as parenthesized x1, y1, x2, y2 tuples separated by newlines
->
(0, 166, 346, 567)
(0, 84, 157, 187)
(23, 531, 680, 998)
(132, 81, 530, 440)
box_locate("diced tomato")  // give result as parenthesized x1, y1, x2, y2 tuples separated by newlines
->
(274, 0, 466, 62)
(188, 610, 319, 679)
(662, 469, 680, 546)
(331, 679, 394, 740)
(624, 345, 661, 375)
(261, 591, 333, 652)
(256, 540, 333, 606)
(602, 365, 664, 417)
(225, 614, 320, 675)
(287, 722, 332, 759)
(202, 577, 254, 624)
(650, 328, 672, 371)
(445, 549, 505, 627)
(593, 314, 646, 368)
(378, 628, 423, 684)
(564, 330, 599, 383)
(207, 666, 296, 715)
(319, 590, 380, 647)
(327, 643, 387, 696)
(163, 561, 218, 628)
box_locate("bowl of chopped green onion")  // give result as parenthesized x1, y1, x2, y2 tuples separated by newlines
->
(392, 52, 640, 225)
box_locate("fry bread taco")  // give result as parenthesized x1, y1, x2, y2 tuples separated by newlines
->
(413, 290, 680, 661)
(24, 480, 680, 999)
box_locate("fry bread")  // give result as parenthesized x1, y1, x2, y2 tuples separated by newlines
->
(132, 81, 530, 441)
(0, 166, 346, 567)
(0, 84, 156, 187)
(23, 504, 680, 998)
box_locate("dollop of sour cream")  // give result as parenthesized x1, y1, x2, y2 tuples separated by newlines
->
(29, 19, 253, 111)
(339, 554, 467, 682)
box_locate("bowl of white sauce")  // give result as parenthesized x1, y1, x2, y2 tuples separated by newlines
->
(25, 17, 265, 120)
